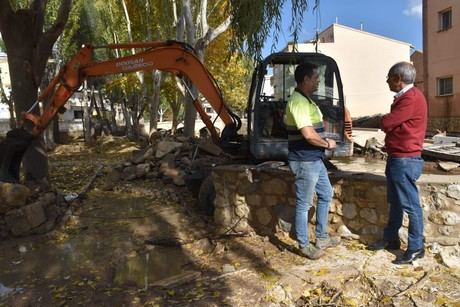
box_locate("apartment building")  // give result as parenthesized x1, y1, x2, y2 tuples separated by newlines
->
(275, 23, 412, 117)
(423, 0, 459, 132)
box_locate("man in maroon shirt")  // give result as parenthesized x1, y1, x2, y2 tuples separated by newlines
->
(368, 62, 427, 265)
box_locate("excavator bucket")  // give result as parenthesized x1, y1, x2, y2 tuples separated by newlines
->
(0, 128, 34, 183)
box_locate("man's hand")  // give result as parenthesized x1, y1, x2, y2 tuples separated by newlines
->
(326, 138, 336, 150)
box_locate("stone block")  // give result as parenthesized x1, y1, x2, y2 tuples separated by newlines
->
(342, 203, 357, 219)
(136, 163, 151, 178)
(234, 194, 246, 207)
(347, 219, 362, 232)
(24, 202, 46, 228)
(365, 185, 386, 201)
(438, 226, 457, 236)
(264, 195, 279, 207)
(246, 194, 262, 207)
(331, 214, 342, 224)
(214, 194, 229, 208)
(428, 211, 460, 226)
(359, 208, 378, 224)
(4, 209, 31, 236)
(256, 207, 272, 226)
(361, 225, 382, 237)
(447, 184, 460, 200)
(0, 183, 31, 214)
(402, 213, 409, 227)
(425, 236, 460, 246)
(235, 203, 250, 218)
(155, 141, 182, 159)
(233, 219, 250, 233)
(333, 184, 343, 199)
(214, 207, 233, 226)
(121, 165, 137, 181)
(261, 178, 287, 196)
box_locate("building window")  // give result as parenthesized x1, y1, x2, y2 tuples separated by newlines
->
(437, 77, 453, 96)
(439, 9, 452, 31)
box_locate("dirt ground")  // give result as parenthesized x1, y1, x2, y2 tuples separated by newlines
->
(1, 137, 460, 307)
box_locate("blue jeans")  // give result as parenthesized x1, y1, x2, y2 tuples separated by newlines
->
(384, 156, 424, 250)
(289, 159, 333, 248)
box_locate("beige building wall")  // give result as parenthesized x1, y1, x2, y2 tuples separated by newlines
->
(281, 24, 412, 117)
(424, 0, 460, 132)
(411, 50, 424, 94)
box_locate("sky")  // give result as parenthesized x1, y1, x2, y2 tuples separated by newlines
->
(262, 0, 423, 57)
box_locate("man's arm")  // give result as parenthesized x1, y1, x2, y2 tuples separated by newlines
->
(300, 126, 336, 149)
(381, 96, 415, 132)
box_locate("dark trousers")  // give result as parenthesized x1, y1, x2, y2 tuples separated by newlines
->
(383, 156, 424, 251)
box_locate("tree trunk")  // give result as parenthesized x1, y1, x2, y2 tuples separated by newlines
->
(0, 0, 72, 184)
(121, 98, 133, 138)
(178, 0, 231, 139)
(97, 90, 112, 135)
(82, 83, 92, 144)
(109, 99, 119, 135)
(149, 71, 162, 132)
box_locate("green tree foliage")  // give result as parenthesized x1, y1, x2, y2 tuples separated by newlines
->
(227, 0, 318, 59)
(205, 32, 251, 113)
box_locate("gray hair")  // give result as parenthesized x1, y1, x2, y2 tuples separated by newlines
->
(388, 62, 416, 84)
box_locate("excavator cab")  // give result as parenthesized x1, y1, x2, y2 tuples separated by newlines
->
(247, 52, 352, 160)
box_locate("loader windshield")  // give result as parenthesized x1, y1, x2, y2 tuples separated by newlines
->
(248, 52, 346, 160)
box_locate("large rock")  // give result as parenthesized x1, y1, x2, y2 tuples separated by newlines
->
(342, 203, 357, 219)
(360, 208, 378, 224)
(23, 202, 47, 228)
(155, 141, 182, 159)
(4, 209, 32, 236)
(447, 184, 460, 200)
(0, 183, 31, 213)
(440, 246, 460, 269)
(131, 147, 154, 164)
(121, 165, 137, 181)
(428, 211, 460, 225)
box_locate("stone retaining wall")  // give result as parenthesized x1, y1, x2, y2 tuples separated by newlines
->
(0, 183, 68, 238)
(212, 165, 460, 246)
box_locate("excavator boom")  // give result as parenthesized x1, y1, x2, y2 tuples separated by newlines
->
(0, 40, 240, 182)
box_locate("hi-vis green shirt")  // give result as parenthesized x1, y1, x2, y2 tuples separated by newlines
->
(284, 89, 326, 161)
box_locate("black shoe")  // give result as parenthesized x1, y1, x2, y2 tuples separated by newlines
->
(367, 239, 400, 251)
(392, 248, 425, 265)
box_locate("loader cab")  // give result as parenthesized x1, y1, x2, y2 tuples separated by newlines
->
(247, 53, 346, 160)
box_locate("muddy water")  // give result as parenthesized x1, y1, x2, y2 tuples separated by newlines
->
(0, 190, 196, 294)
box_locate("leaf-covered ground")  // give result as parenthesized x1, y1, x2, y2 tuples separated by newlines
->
(1, 136, 460, 306)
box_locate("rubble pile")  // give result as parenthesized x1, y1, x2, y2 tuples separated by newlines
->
(0, 183, 68, 238)
(103, 132, 228, 193)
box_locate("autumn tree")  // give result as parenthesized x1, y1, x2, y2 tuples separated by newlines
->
(0, 0, 74, 182)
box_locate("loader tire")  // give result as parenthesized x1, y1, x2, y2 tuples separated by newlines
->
(198, 175, 215, 216)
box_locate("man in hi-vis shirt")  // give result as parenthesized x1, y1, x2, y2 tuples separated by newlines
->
(284, 63, 341, 260)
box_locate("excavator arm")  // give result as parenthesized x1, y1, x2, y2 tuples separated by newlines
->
(0, 40, 241, 182)
(25, 40, 240, 142)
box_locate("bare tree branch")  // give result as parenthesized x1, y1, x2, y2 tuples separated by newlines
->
(182, 0, 196, 44)
(200, 0, 208, 36)
(34, 0, 72, 83)
(32, 0, 46, 39)
(196, 15, 231, 50)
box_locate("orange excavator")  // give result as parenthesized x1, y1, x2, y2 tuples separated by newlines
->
(0, 40, 353, 183)
(0, 40, 241, 182)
